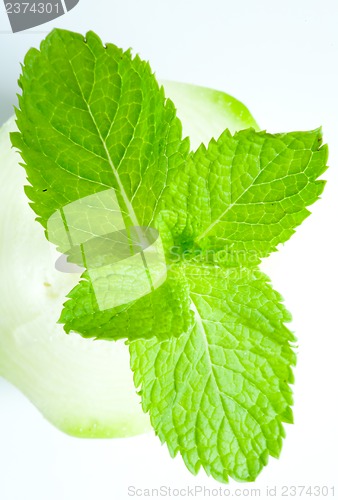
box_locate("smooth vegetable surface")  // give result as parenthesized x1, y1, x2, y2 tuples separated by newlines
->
(0, 117, 151, 438)
(6, 28, 329, 482)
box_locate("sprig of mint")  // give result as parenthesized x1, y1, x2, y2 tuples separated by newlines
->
(11, 28, 328, 483)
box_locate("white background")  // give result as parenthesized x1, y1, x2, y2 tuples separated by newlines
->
(0, 0, 338, 499)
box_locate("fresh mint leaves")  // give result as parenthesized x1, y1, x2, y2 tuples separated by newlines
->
(12, 28, 328, 483)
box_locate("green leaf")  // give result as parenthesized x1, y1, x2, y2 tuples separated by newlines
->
(60, 265, 194, 341)
(11, 28, 189, 231)
(11, 28, 193, 341)
(164, 128, 327, 264)
(130, 264, 295, 483)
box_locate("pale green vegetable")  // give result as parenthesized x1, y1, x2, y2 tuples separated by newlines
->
(0, 77, 257, 438)
(162, 80, 259, 149)
(0, 117, 150, 438)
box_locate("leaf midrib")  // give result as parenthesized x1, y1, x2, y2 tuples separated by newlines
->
(67, 55, 139, 229)
(65, 44, 154, 289)
(189, 297, 260, 461)
(194, 139, 291, 244)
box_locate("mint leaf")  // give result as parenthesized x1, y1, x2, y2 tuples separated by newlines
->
(60, 265, 194, 341)
(11, 28, 191, 341)
(164, 128, 327, 264)
(11, 29, 189, 230)
(130, 264, 295, 483)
